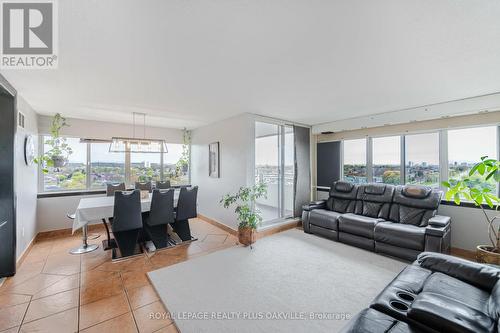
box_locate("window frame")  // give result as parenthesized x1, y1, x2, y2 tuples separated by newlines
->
(339, 124, 500, 198)
(38, 136, 190, 193)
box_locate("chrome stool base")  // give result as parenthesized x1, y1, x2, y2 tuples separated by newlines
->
(87, 234, 101, 240)
(69, 244, 99, 254)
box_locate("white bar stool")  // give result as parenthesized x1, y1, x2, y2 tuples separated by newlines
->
(67, 213, 99, 254)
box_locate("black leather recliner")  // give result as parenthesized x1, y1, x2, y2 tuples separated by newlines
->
(302, 181, 451, 261)
(341, 252, 500, 333)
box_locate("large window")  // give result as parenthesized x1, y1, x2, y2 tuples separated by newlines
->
(405, 132, 440, 188)
(40, 137, 190, 192)
(42, 137, 87, 191)
(90, 142, 125, 189)
(343, 138, 367, 183)
(163, 143, 190, 186)
(131, 153, 161, 183)
(373, 136, 401, 184)
(448, 126, 498, 193)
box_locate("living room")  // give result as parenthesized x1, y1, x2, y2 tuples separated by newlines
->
(0, 1, 500, 332)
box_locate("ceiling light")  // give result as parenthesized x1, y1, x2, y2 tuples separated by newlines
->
(109, 113, 168, 153)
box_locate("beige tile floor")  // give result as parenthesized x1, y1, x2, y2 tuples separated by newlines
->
(0, 218, 238, 333)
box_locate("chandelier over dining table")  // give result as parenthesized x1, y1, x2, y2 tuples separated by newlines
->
(109, 112, 168, 153)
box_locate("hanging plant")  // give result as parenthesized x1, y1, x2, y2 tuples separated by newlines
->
(34, 113, 72, 173)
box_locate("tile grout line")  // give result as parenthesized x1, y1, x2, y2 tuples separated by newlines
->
(77, 253, 82, 333)
(120, 271, 141, 333)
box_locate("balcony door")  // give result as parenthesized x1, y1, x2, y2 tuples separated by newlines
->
(255, 122, 294, 226)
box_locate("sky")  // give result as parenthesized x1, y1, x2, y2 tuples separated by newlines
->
(343, 126, 497, 165)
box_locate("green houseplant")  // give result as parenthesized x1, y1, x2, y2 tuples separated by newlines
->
(220, 182, 267, 245)
(442, 156, 500, 264)
(34, 113, 72, 172)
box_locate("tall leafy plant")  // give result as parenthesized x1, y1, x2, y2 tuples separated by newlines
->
(442, 156, 500, 252)
(34, 113, 72, 173)
(220, 183, 267, 229)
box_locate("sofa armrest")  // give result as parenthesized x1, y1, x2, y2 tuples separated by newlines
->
(302, 200, 326, 212)
(428, 215, 450, 228)
(417, 252, 500, 291)
(425, 215, 450, 237)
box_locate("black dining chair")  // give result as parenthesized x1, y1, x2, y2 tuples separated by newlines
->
(106, 182, 126, 196)
(135, 181, 153, 192)
(142, 189, 175, 249)
(173, 186, 198, 241)
(111, 190, 143, 259)
(102, 182, 126, 250)
(156, 180, 171, 189)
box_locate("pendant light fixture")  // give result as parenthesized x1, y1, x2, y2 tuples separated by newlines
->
(109, 112, 168, 153)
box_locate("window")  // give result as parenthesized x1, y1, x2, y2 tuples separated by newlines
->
(343, 138, 367, 183)
(405, 132, 440, 188)
(90, 142, 125, 189)
(130, 153, 161, 183)
(254, 122, 295, 224)
(163, 143, 190, 185)
(42, 137, 87, 191)
(40, 137, 190, 192)
(448, 126, 498, 193)
(373, 136, 401, 184)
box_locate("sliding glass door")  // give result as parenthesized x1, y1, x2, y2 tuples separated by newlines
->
(255, 122, 295, 226)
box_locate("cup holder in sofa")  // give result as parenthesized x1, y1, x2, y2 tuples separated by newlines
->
(396, 292, 415, 302)
(389, 300, 409, 312)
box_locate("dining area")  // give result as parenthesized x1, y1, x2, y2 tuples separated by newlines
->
(68, 181, 199, 261)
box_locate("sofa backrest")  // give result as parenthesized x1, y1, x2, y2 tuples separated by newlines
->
(354, 184, 395, 219)
(389, 185, 442, 226)
(327, 181, 358, 213)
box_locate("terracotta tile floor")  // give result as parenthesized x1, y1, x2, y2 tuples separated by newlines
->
(0, 218, 238, 333)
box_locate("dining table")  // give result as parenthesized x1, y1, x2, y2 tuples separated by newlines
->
(72, 191, 180, 233)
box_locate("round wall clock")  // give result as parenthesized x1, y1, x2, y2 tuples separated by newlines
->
(24, 135, 35, 166)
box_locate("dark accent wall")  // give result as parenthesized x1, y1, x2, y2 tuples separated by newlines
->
(0, 86, 16, 277)
(317, 141, 341, 187)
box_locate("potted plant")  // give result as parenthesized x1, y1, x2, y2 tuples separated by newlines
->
(442, 156, 500, 264)
(34, 113, 72, 172)
(220, 182, 267, 246)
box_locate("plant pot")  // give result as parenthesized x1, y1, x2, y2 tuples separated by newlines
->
(51, 155, 67, 168)
(476, 245, 500, 265)
(238, 227, 256, 246)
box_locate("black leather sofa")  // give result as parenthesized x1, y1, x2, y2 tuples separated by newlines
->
(302, 181, 451, 261)
(340, 252, 500, 333)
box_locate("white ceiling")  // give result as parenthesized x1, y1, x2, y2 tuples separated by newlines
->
(3, 0, 500, 130)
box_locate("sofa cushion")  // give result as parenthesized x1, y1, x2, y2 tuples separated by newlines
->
(374, 222, 425, 251)
(423, 272, 490, 314)
(327, 181, 358, 214)
(487, 281, 500, 319)
(417, 252, 500, 291)
(389, 185, 442, 227)
(408, 292, 496, 333)
(309, 209, 342, 230)
(338, 213, 384, 238)
(354, 184, 395, 219)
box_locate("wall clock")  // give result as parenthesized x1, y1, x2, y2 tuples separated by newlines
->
(24, 135, 35, 166)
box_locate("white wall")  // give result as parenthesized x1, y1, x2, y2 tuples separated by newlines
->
(38, 115, 184, 143)
(37, 194, 105, 232)
(15, 96, 39, 259)
(191, 114, 255, 230)
(438, 205, 498, 251)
